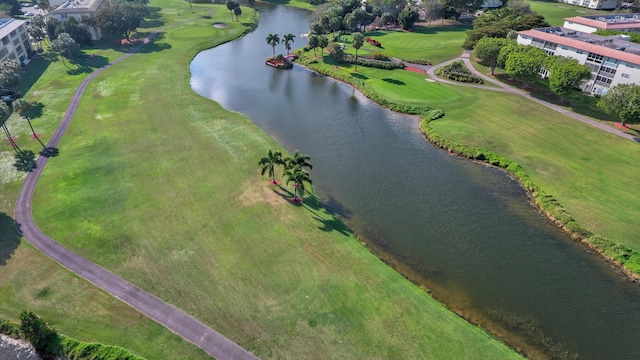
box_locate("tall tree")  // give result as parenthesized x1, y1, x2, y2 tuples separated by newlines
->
(352, 32, 364, 72)
(0, 59, 21, 91)
(283, 33, 295, 56)
(94, 2, 149, 42)
(502, 45, 547, 88)
(474, 37, 512, 75)
(421, 0, 443, 25)
(50, 32, 78, 65)
(318, 35, 329, 58)
(284, 166, 312, 203)
(597, 84, 640, 126)
(20, 311, 62, 359)
(308, 34, 319, 57)
(398, 5, 419, 30)
(225, 0, 239, 21)
(28, 15, 47, 50)
(233, 5, 242, 21)
(259, 149, 285, 185)
(286, 150, 312, 170)
(13, 98, 47, 150)
(442, 0, 483, 21)
(0, 101, 20, 153)
(327, 42, 344, 68)
(548, 57, 591, 103)
(266, 33, 280, 57)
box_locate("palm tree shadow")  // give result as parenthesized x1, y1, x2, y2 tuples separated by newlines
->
(313, 216, 353, 236)
(25, 102, 45, 119)
(0, 212, 21, 265)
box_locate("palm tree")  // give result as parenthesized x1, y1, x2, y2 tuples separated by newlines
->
(13, 99, 46, 150)
(0, 102, 20, 154)
(283, 33, 295, 56)
(308, 34, 319, 58)
(266, 34, 280, 57)
(284, 165, 312, 203)
(352, 32, 364, 72)
(318, 35, 329, 59)
(285, 150, 312, 171)
(258, 149, 284, 185)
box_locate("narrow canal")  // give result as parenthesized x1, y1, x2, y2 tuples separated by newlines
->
(191, 4, 640, 359)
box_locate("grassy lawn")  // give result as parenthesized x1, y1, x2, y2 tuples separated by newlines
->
(528, 0, 609, 26)
(0, 1, 524, 360)
(359, 25, 469, 64)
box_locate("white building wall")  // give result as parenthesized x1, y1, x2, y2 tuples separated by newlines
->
(588, 0, 617, 9)
(0, 22, 33, 65)
(563, 21, 598, 33)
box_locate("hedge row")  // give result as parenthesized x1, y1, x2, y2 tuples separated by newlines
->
(436, 69, 484, 84)
(343, 55, 404, 70)
(0, 317, 146, 360)
(402, 59, 432, 66)
(62, 336, 146, 360)
(419, 118, 640, 279)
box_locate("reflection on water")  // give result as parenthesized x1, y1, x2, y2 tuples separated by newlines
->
(191, 4, 640, 359)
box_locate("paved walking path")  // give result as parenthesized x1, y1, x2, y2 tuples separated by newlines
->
(420, 50, 639, 142)
(14, 15, 259, 360)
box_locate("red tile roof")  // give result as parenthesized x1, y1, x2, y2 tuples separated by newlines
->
(519, 29, 640, 66)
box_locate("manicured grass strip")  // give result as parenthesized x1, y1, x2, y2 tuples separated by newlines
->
(29, 3, 521, 360)
(362, 25, 469, 64)
(528, 0, 609, 26)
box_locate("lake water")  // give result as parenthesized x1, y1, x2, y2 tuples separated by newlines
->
(191, 4, 640, 358)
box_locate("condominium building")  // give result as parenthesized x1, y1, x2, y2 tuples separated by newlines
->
(47, 0, 107, 40)
(559, 0, 617, 10)
(564, 14, 640, 33)
(517, 27, 640, 95)
(0, 18, 33, 65)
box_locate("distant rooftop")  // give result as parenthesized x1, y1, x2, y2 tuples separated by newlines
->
(565, 13, 640, 30)
(50, 0, 105, 14)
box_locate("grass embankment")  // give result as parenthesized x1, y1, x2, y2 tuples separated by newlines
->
(0, 7, 212, 359)
(528, 0, 609, 26)
(9, 1, 523, 360)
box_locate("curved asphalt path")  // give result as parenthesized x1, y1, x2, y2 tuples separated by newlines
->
(421, 50, 638, 142)
(14, 16, 259, 360)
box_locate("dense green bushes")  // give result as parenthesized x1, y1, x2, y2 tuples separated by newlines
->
(0, 315, 146, 360)
(343, 55, 404, 70)
(436, 61, 484, 84)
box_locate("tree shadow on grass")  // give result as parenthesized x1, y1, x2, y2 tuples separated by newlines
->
(18, 56, 52, 96)
(351, 72, 368, 80)
(314, 215, 353, 236)
(382, 78, 405, 85)
(66, 53, 110, 75)
(0, 212, 21, 265)
(139, 19, 164, 29)
(24, 101, 44, 120)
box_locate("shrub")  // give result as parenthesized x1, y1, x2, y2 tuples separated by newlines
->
(369, 51, 389, 61)
(343, 55, 404, 70)
(403, 59, 432, 66)
(437, 60, 484, 84)
(365, 37, 382, 47)
(62, 336, 146, 360)
(0, 318, 20, 337)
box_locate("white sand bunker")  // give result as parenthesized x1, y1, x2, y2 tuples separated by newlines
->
(213, 22, 228, 29)
(425, 79, 436, 82)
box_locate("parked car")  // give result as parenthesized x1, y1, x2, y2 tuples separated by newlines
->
(24, 11, 34, 16)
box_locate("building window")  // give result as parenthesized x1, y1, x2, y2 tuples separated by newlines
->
(9, 30, 16, 38)
(622, 73, 630, 78)
(1, 37, 8, 45)
(587, 53, 604, 63)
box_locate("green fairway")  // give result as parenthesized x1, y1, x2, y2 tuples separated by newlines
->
(361, 25, 469, 64)
(528, 0, 609, 26)
(0, 2, 524, 360)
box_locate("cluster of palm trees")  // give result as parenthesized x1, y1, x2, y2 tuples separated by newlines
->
(266, 33, 296, 58)
(259, 149, 312, 203)
(0, 98, 49, 171)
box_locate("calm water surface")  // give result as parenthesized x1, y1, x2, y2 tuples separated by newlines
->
(191, 4, 640, 358)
